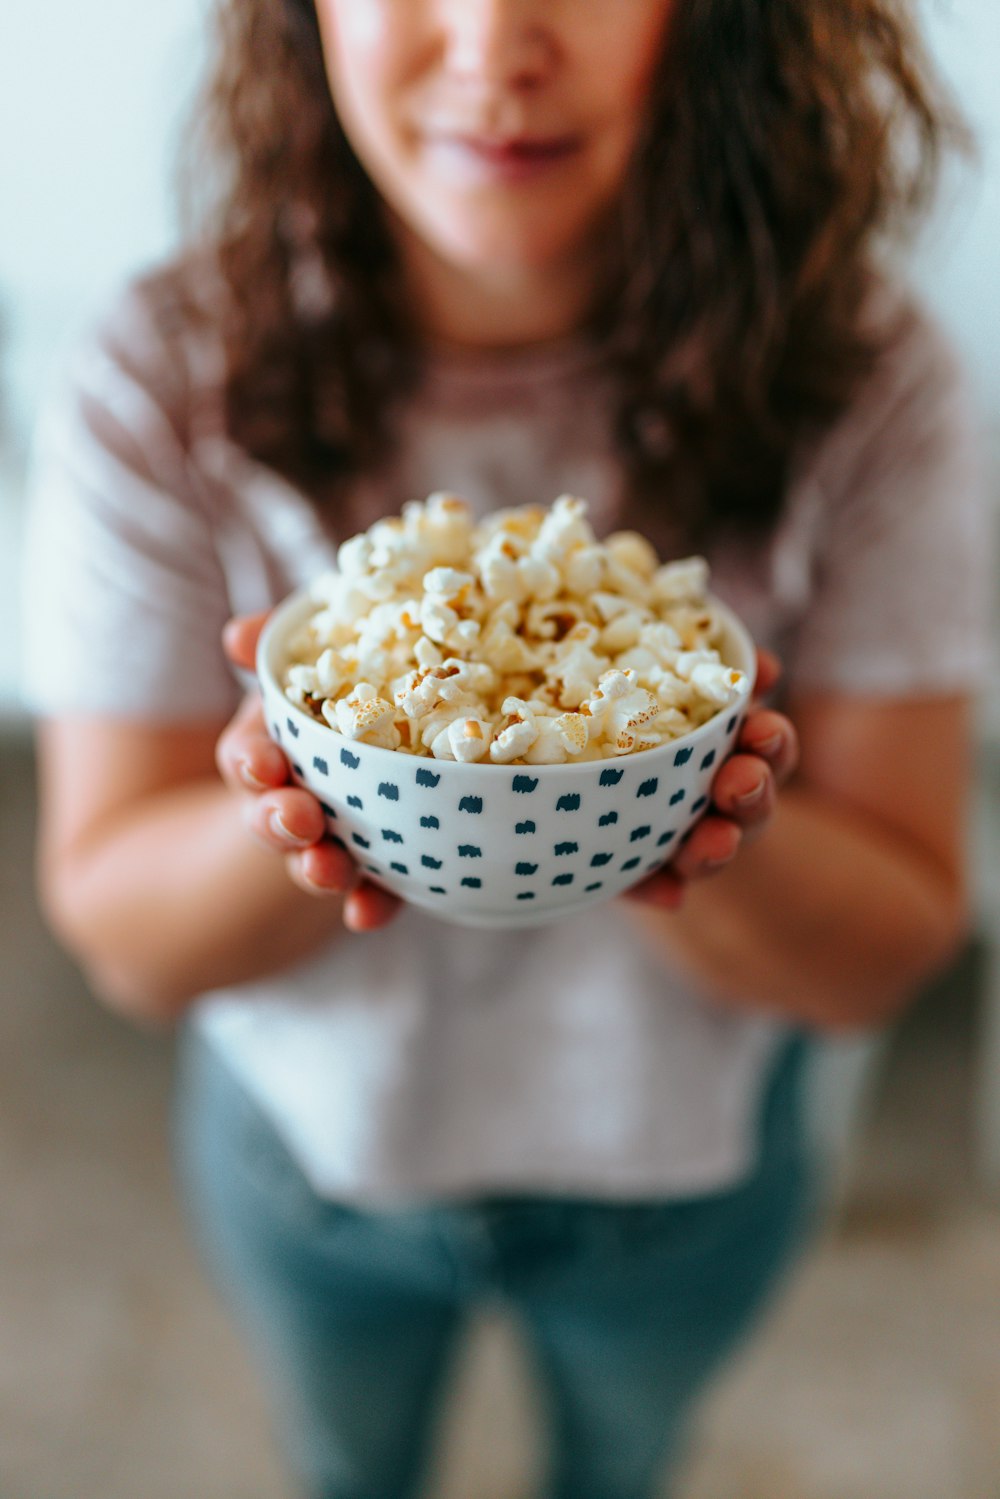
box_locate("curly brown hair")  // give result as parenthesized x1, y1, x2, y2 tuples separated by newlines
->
(180, 0, 964, 544)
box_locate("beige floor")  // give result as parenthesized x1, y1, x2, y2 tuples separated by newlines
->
(3, 733, 1000, 1499)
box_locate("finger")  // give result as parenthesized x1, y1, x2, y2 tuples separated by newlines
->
(243, 787, 328, 852)
(753, 648, 782, 699)
(286, 841, 358, 896)
(343, 880, 404, 932)
(621, 868, 687, 911)
(671, 814, 742, 881)
(223, 612, 272, 672)
(709, 754, 776, 827)
(217, 697, 290, 794)
(738, 708, 799, 787)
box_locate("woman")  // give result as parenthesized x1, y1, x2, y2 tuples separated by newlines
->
(24, 2, 990, 1495)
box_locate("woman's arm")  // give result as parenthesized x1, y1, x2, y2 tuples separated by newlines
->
(621, 693, 973, 1030)
(34, 700, 399, 1027)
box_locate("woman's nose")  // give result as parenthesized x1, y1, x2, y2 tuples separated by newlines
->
(440, 0, 555, 88)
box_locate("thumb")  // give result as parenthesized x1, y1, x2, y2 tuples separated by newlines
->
(223, 611, 272, 672)
(753, 647, 782, 701)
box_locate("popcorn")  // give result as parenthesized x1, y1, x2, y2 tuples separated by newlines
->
(562, 542, 605, 595)
(489, 698, 541, 764)
(336, 532, 373, 578)
(689, 661, 748, 706)
(323, 683, 396, 741)
(523, 712, 590, 764)
(604, 529, 659, 578)
(445, 715, 493, 763)
(281, 495, 747, 760)
(651, 555, 710, 606)
(604, 684, 662, 756)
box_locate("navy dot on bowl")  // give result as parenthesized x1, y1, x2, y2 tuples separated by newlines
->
(669, 789, 686, 806)
(319, 802, 337, 819)
(429, 886, 446, 894)
(657, 830, 676, 847)
(621, 857, 641, 871)
(727, 715, 738, 734)
(286, 718, 300, 739)
(637, 777, 659, 798)
(556, 793, 581, 812)
(331, 834, 347, 850)
(347, 794, 363, 810)
(673, 746, 692, 766)
(291, 764, 304, 779)
(458, 845, 482, 858)
(515, 820, 536, 835)
(340, 747, 360, 769)
(552, 872, 574, 886)
(312, 755, 328, 775)
(381, 828, 404, 844)
(591, 852, 613, 868)
(421, 854, 443, 870)
(598, 810, 618, 827)
(516, 862, 538, 876)
(554, 841, 578, 857)
(517, 891, 536, 901)
(390, 862, 409, 875)
(629, 825, 651, 843)
(420, 815, 440, 829)
(585, 881, 604, 893)
(691, 795, 708, 813)
(364, 864, 380, 876)
(512, 774, 538, 794)
(378, 781, 399, 801)
(600, 768, 624, 786)
(700, 750, 716, 771)
(352, 833, 370, 849)
(459, 795, 483, 814)
(461, 876, 482, 889)
(415, 767, 440, 787)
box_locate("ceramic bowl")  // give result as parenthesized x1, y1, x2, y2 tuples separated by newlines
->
(257, 588, 756, 928)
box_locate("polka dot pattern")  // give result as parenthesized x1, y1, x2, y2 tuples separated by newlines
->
(271, 707, 747, 924)
(260, 588, 755, 928)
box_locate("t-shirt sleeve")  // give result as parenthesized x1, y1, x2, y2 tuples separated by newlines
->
(20, 281, 243, 722)
(783, 301, 995, 697)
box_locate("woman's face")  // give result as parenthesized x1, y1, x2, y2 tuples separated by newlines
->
(313, 0, 675, 284)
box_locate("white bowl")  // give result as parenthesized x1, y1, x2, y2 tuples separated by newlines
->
(257, 589, 756, 929)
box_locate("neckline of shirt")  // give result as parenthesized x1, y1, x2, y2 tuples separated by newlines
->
(418, 333, 604, 399)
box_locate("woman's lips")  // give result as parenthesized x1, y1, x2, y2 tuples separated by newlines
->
(426, 133, 583, 183)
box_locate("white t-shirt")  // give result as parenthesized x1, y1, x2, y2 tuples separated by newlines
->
(20, 267, 992, 1206)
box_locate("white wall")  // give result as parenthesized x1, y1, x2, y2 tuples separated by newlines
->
(912, 0, 1000, 428)
(0, 0, 207, 717)
(0, 0, 207, 444)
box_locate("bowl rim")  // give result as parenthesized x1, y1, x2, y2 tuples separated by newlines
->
(256, 583, 757, 777)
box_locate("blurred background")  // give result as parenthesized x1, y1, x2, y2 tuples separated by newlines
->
(1, 2, 999, 1496)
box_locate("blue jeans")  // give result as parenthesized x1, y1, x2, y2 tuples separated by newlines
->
(172, 1028, 816, 1499)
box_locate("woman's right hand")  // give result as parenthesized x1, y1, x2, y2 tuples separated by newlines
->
(216, 613, 402, 933)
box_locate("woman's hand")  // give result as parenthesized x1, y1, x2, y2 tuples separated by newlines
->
(622, 649, 798, 912)
(217, 613, 403, 933)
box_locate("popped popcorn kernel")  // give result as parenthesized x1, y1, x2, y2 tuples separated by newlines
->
(281, 495, 747, 760)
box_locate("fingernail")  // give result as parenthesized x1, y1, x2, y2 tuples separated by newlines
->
(343, 897, 365, 932)
(269, 811, 312, 847)
(749, 732, 782, 757)
(734, 781, 766, 810)
(239, 760, 269, 791)
(298, 864, 345, 895)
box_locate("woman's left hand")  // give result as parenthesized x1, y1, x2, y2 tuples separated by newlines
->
(622, 649, 798, 911)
